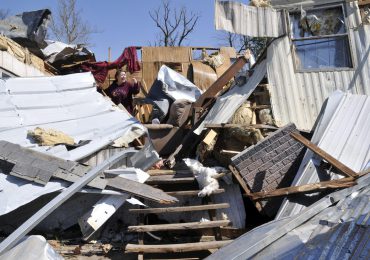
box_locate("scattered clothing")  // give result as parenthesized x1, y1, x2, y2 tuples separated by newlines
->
(81, 46, 141, 85)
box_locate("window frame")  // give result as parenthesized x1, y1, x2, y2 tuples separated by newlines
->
(288, 3, 355, 73)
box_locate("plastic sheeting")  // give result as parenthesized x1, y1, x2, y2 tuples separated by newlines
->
(157, 65, 202, 102)
(147, 65, 202, 119)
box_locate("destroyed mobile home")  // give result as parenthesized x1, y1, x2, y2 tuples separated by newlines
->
(0, 0, 369, 259)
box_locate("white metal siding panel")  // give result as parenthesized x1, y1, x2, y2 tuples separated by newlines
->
(276, 92, 370, 219)
(215, 1, 285, 37)
(0, 72, 145, 160)
(267, 2, 370, 131)
(195, 59, 267, 134)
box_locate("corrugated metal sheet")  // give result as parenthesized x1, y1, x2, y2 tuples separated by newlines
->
(267, 2, 370, 131)
(276, 91, 370, 219)
(207, 172, 370, 259)
(254, 185, 370, 259)
(0, 72, 145, 160)
(0, 51, 48, 77)
(270, 0, 342, 9)
(0, 72, 146, 215)
(195, 59, 267, 134)
(215, 1, 286, 38)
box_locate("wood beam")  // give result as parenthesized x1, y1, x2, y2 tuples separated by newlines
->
(228, 165, 263, 211)
(128, 220, 231, 232)
(166, 189, 225, 196)
(125, 240, 233, 253)
(249, 177, 356, 200)
(205, 123, 277, 130)
(290, 132, 358, 178)
(129, 203, 229, 214)
(193, 56, 248, 108)
(107, 177, 178, 204)
(146, 175, 195, 185)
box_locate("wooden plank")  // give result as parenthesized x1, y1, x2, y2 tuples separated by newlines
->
(193, 56, 248, 108)
(249, 178, 356, 200)
(229, 165, 251, 196)
(147, 169, 193, 176)
(166, 189, 225, 196)
(146, 175, 195, 184)
(125, 240, 233, 253)
(290, 132, 358, 178)
(220, 150, 241, 155)
(0, 149, 136, 254)
(228, 165, 263, 212)
(138, 205, 145, 260)
(128, 220, 231, 232)
(203, 197, 222, 241)
(191, 61, 218, 91)
(129, 203, 230, 214)
(107, 177, 178, 204)
(205, 123, 277, 130)
(202, 129, 218, 146)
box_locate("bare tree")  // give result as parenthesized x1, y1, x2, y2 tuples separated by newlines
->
(149, 0, 200, 46)
(0, 9, 10, 20)
(49, 0, 98, 46)
(216, 31, 267, 58)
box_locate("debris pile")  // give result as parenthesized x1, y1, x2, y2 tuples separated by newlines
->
(0, 1, 370, 259)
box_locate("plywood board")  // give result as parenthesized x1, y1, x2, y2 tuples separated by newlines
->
(141, 47, 192, 62)
(107, 176, 178, 204)
(220, 47, 237, 58)
(191, 61, 217, 91)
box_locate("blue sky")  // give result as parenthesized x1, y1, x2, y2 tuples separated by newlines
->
(1, 0, 247, 61)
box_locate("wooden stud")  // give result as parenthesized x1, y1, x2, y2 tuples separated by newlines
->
(249, 177, 356, 200)
(205, 124, 277, 130)
(166, 189, 225, 196)
(290, 132, 358, 178)
(193, 56, 248, 108)
(125, 240, 233, 253)
(129, 203, 229, 214)
(228, 165, 263, 211)
(146, 175, 195, 185)
(128, 220, 231, 232)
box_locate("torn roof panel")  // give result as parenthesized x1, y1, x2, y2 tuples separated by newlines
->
(0, 72, 146, 216)
(276, 91, 370, 219)
(0, 72, 145, 160)
(207, 173, 370, 260)
(195, 59, 267, 134)
(0, 9, 51, 52)
(215, 1, 286, 38)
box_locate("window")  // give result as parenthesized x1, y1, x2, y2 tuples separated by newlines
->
(290, 6, 353, 70)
